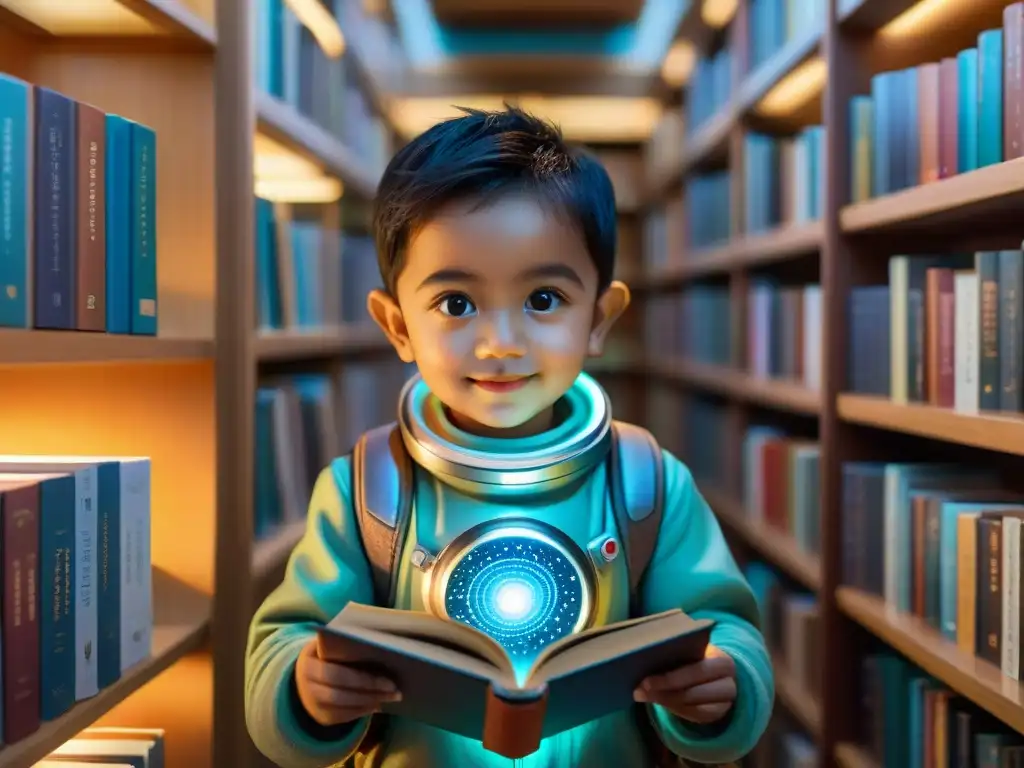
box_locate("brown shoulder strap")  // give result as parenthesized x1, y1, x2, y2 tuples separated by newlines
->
(351, 423, 415, 607)
(607, 421, 665, 615)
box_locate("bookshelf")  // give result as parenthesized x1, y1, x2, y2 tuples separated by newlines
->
(639, 0, 1024, 764)
(0, 0, 396, 766)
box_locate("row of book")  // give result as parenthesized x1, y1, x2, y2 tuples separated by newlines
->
(859, 650, 1024, 767)
(686, 171, 732, 250)
(254, 196, 383, 332)
(742, 430, 821, 557)
(644, 286, 733, 367)
(254, 361, 415, 540)
(842, 461, 1024, 681)
(746, 563, 822, 705)
(738, 0, 824, 79)
(0, 456, 152, 746)
(743, 128, 825, 234)
(254, 0, 390, 174)
(847, 250, 1024, 413)
(37, 727, 165, 766)
(747, 280, 822, 391)
(849, 5, 1024, 203)
(0, 75, 158, 334)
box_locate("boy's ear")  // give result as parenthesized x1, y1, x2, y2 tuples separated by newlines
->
(587, 280, 631, 356)
(367, 289, 416, 363)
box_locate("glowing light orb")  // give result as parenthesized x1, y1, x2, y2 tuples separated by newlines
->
(441, 527, 591, 660)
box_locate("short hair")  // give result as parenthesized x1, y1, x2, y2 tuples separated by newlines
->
(372, 104, 617, 296)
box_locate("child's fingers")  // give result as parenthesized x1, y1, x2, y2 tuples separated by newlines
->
(305, 680, 402, 710)
(640, 655, 734, 693)
(641, 678, 736, 707)
(308, 657, 396, 694)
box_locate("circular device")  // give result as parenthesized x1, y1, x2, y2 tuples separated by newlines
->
(426, 519, 598, 660)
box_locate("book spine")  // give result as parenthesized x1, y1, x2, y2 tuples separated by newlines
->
(120, 460, 152, 671)
(0, 74, 33, 328)
(871, 73, 890, 197)
(1, 483, 40, 742)
(954, 272, 979, 413)
(958, 48, 980, 172)
(957, 514, 978, 655)
(977, 517, 1003, 666)
(918, 63, 941, 183)
(33, 87, 76, 330)
(75, 101, 106, 332)
(998, 250, 1023, 411)
(1001, 517, 1021, 679)
(937, 270, 956, 408)
(96, 464, 121, 688)
(939, 57, 959, 179)
(977, 251, 1002, 411)
(129, 123, 157, 336)
(73, 466, 98, 701)
(979, 29, 1005, 168)
(104, 115, 132, 335)
(1005, 3, 1024, 160)
(40, 475, 76, 720)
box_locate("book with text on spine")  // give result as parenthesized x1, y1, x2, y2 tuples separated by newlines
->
(317, 603, 714, 759)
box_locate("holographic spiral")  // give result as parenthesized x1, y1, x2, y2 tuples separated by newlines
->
(443, 532, 587, 659)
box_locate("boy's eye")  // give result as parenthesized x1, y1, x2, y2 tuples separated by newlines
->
(438, 294, 476, 317)
(525, 289, 563, 313)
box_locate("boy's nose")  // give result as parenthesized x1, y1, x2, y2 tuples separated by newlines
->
(474, 312, 526, 359)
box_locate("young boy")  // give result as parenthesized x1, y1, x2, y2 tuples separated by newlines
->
(245, 106, 774, 768)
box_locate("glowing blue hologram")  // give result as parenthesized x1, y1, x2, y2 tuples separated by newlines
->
(428, 520, 597, 672)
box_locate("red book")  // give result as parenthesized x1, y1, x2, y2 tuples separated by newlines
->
(939, 57, 959, 178)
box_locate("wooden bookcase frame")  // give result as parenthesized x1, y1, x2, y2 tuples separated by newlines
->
(640, 0, 1024, 765)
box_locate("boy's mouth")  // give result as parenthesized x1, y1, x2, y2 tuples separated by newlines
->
(468, 374, 536, 393)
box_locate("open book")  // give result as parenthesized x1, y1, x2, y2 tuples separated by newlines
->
(316, 603, 714, 758)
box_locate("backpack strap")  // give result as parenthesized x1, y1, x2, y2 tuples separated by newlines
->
(351, 422, 415, 607)
(607, 421, 665, 616)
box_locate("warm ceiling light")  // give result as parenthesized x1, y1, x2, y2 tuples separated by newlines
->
(255, 177, 343, 203)
(0, 0, 158, 34)
(253, 133, 341, 202)
(662, 40, 697, 87)
(755, 56, 827, 116)
(879, 0, 965, 39)
(701, 0, 739, 28)
(283, 0, 346, 57)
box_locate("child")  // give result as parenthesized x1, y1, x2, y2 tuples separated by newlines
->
(245, 106, 774, 768)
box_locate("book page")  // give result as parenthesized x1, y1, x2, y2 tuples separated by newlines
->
(329, 603, 513, 674)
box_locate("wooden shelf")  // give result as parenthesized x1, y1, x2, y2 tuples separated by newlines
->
(255, 326, 390, 362)
(772, 655, 822, 738)
(252, 521, 305, 584)
(703, 488, 821, 591)
(649, 358, 822, 415)
(838, 0, 923, 31)
(837, 394, 1024, 456)
(0, 330, 214, 366)
(840, 157, 1024, 235)
(837, 587, 1024, 733)
(835, 742, 880, 768)
(0, 568, 210, 768)
(255, 91, 380, 199)
(642, 221, 823, 286)
(0, 0, 216, 47)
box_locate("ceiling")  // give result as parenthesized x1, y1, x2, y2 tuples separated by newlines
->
(429, 0, 647, 29)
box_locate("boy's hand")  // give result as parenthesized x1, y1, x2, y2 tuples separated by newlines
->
(295, 638, 402, 726)
(633, 645, 737, 724)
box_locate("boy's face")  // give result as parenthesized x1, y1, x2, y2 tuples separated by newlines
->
(368, 194, 629, 435)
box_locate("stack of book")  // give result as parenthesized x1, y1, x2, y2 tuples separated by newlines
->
(743, 127, 825, 233)
(253, 0, 390, 171)
(842, 462, 1024, 681)
(747, 279, 823, 390)
(847, 250, 1024, 413)
(858, 650, 1024, 766)
(254, 197, 384, 332)
(0, 457, 153, 745)
(39, 727, 166, 766)
(686, 172, 732, 250)
(742, 429, 821, 555)
(0, 74, 158, 335)
(254, 361, 415, 539)
(848, 4, 1024, 202)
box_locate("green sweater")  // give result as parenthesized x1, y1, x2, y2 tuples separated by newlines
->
(245, 448, 774, 767)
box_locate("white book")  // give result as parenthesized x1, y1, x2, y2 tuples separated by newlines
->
(119, 459, 153, 672)
(1003, 516, 1021, 680)
(889, 257, 909, 403)
(802, 285, 823, 391)
(954, 271, 979, 413)
(0, 458, 98, 700)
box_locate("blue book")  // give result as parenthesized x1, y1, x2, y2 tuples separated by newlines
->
(871, 73, 891, 196)
(33, 87, 76, 330)
(902, 67, 921, 191)
(105, 114, 133, 335)
(978, 29, 1004, 168)
(129, 122, 157, 335)
(254, 197, 281, 329)
(0, 74, 33, 328)
(957, 48, 980, 172)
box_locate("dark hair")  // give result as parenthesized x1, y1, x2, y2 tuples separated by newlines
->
(372, 105, 617, 295)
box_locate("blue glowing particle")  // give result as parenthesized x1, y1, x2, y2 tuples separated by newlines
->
(444, 534, 586, 658)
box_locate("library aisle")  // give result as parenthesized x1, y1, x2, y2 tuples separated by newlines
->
(0, 0, 1021, 765)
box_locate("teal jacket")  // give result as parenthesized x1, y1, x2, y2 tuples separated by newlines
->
(245, 450, 774, 767)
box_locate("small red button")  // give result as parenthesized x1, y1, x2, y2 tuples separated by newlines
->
(601, 538, 618, 560)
